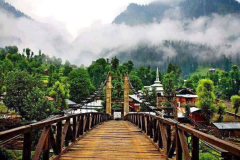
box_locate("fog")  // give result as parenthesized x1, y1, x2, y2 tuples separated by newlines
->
(1, 1, 240, 66)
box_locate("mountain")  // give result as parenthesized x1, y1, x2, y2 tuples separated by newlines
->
(0, 0, 31, 19)
(113, 3, 172, 26)
(113, 0, 240, 25)
(180, 0, 240, 18)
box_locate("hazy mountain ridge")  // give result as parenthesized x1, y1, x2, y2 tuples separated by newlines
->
(0, 0, 31, 19)
(113, 0, 240, 25)
(114, 3, 172, 25)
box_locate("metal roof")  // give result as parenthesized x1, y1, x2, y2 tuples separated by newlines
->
(129, 95, 142, 103)
(176, 94, 198, 98)
(66, 99, 77, 105)
(213, 123, 240, 130)
(190, 107, 201, 113)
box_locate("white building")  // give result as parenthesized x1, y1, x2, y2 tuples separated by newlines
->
(143, 67, 164, 95)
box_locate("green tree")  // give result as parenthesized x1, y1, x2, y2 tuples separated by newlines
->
(4, 70, 43, 118)
(129, 74, 143, 90)
(196, 79, 216, 124)
(162, 71, 178, 116)
(3, 58, 14, 75)
(26, 48, 31, 59)
(49, 81, 70, 113)
(23, 87, 55, 121)
(216, 101, 226, 122)
(123, 60, 134, 73)
(48, 73, 61, 87)
(111, 56, 119, 71)
(231, 95, 240, 117)
(68, 68, 94, 103)
(5, 46, 18, 55)
(63, 65, 73, 76)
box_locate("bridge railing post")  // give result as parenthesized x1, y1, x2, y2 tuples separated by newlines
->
(176, 125, 182, 160)
(22, 131, 32, 160)
(56, 121, 62, 152)
(191, 135, 199, 160)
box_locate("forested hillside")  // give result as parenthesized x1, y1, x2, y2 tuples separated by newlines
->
(101, 41, 238, 77)
(114, 0, 240, 25)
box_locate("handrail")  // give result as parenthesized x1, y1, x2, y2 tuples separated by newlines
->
(125, 113, 240, 160)
(0, 112, 111, 160)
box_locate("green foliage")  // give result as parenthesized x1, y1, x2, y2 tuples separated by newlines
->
(0, 147, 15, 160)
(129, 74, 143, 90)
(68, 68, 94, 103)
(63, 65, 73, 76)
(216, 101, 226, 122)
(23, 87, 55, 121)
(141, 88, 156, 112)
(199, 152, 219, 160)
(49, 81, 70, 113)
(231, 95, 240, 116)
(48, 73, 61, 87)
(111, 56, 119, 71)
(196, 79, 216, 124)
(4, 70, 43, 118)
(185, 104, 190, 117)
(88, 58, 108, 88)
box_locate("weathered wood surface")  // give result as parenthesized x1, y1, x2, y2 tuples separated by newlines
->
(60, 120, 165, 160)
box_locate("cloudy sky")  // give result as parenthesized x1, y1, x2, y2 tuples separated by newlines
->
(5, 0, 155, 37)
(2, 0, 240, 66)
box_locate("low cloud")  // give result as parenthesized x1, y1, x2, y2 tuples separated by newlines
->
(1, 5, 240, 66)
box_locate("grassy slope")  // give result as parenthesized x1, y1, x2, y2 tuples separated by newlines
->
(190, 66, 224, 77)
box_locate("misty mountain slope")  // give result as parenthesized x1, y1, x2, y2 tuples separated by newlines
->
(181, 0, 240, 18)
(0, 1, 73, 61)
(0, 0, 30, 19)
(113, 3, 172, 25)
(113, 0, 240, 25)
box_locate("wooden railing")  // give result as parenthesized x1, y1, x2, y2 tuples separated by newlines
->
(125, 113, 240, 160)
(0, 112, 110, 160)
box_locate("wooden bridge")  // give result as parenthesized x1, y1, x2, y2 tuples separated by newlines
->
(1, 112, 240, 160)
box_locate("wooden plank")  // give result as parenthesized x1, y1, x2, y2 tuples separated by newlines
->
(32, 126, 50, 160)
(59, 121, 165, 160)
(178, 130, 191, 160)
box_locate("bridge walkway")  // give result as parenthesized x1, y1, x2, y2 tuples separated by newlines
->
(60, 120, 165, 160)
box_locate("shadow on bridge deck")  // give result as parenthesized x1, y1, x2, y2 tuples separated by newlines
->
(59, 120, 165, 159)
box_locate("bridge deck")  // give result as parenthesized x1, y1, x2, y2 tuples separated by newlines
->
(60, 120, 165, 160)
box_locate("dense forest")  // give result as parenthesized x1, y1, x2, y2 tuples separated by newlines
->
(101, 40, 239, 78)
(113, 0, 240, 25)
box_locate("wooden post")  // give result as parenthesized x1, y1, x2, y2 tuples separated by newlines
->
(176, 126, 182, 160)
(124, 73, 129, 116)
(167, 125, 171, 154)
(43, 135, 49, 160)
(192, 135, 199, 160)
(106, 73, 112, 115)
(56, 121, 62, 152)
(22, 132, 32, 160)
(73, 117, 76, 139)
